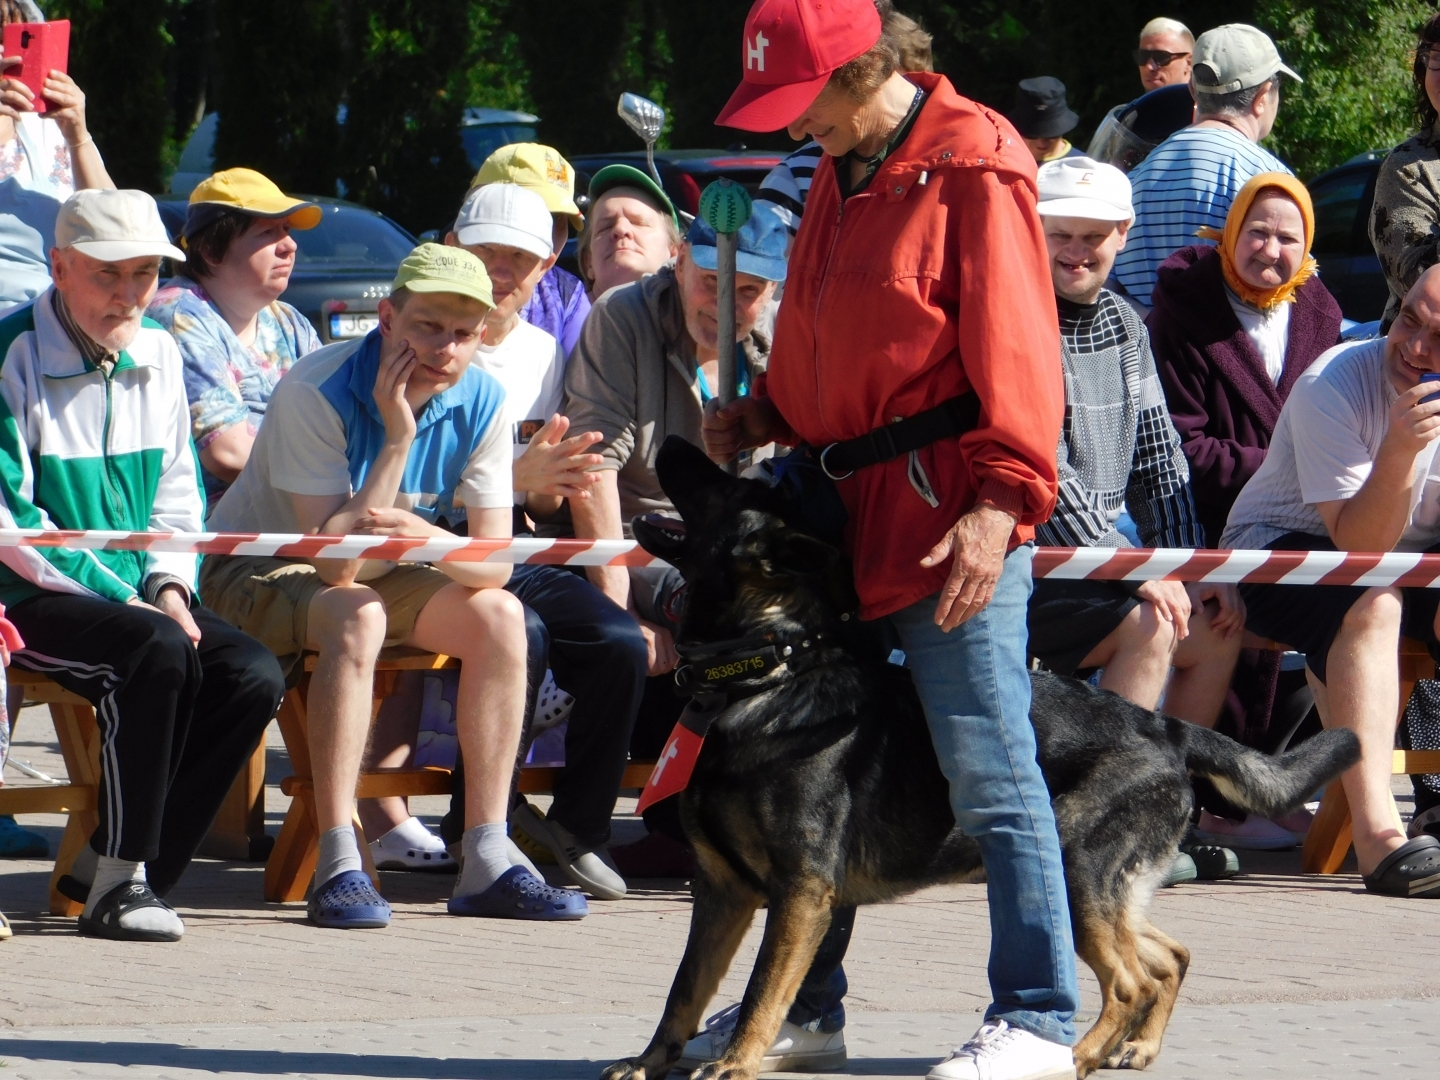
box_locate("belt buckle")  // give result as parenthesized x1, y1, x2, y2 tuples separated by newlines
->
(818, 443, 854, 481)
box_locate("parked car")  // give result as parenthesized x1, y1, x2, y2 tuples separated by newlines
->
(155, 195, 417, 344)
(168, 108, 541, 197)
(1309, 151, 1390, 324)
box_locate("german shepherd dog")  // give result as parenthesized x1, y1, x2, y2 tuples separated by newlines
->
(604, 437, 1360, 1080)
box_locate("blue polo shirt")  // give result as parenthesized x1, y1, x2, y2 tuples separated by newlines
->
(210, 330, 512, 535)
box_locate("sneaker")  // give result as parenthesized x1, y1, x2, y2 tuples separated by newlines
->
(1192, 811, 1295, 851)
(0, 815, 48, 858)
(369, 817, 456, 872)
(677, 1003, 847, 1073)
(509, 800, 626, 900)
(927, 1020, 1075, 1080)
(1271, 807, 1314, 844)
(1163, 851, 1196, 887)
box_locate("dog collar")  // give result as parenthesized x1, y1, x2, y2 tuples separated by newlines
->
(673, 629, 833, 698)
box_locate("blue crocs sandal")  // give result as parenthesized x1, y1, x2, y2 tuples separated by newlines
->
(308, 870, 391, 929)
(447, 865, 588, 920)
(0, 815, 48, 858)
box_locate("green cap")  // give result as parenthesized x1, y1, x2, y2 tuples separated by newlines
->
(392, 242, 494, 309)
(587, 164, 679, 231)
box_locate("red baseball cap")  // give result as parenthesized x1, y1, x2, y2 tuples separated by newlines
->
(715, 0, 882, 132)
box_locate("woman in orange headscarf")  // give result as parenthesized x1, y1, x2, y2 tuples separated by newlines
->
(1148, 173, 1343, 843)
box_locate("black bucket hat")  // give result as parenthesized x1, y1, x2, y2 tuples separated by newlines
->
(1009, 77, 1081, 139)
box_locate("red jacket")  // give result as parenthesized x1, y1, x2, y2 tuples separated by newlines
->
(761, 72, 1064, 619)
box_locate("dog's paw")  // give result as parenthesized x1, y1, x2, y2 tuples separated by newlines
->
(599, 1058, 650, 1080)
(690, 1062, 756, 1080)
(1101, 1041, 1158, 1071)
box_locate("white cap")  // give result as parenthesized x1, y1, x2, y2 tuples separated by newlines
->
(1193, 24, 1301, 95)
(56, 189, 186, 263)
(453, 183, 553, 258)
(1035, 157, 1134, 223)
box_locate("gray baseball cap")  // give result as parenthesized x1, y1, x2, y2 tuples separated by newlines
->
(1192, 24, 1301, 95)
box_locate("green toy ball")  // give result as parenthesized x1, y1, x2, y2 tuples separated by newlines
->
(699, 178, 753, 235)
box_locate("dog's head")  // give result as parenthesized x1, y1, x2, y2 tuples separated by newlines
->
(632, 437, 856, 643)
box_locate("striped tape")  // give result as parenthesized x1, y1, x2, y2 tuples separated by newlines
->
(1, 530, 1438, 586)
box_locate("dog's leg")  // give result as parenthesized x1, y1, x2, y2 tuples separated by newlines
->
(695, 881, 835, 1080)
(1106, 922, 1190, 1070)
(1071, 912, 1147, 1078)
(601, 873, 761, 1080)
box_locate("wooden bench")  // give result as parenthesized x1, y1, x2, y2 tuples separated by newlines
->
(0, 668, 268, 915)
(1243, 634, 1440, 872)
(265, 648, 656, 902)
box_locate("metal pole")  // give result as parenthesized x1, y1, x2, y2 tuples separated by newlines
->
(699, 179, 753, 477)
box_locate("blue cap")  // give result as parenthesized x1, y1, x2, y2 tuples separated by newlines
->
(685, 206, 788, 283)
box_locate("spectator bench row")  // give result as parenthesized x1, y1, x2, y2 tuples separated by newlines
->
(4, 638, 1438, 914)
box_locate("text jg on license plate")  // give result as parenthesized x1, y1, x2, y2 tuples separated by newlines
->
(330, 313, 380, 339)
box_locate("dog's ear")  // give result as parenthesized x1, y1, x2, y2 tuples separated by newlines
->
(655, 436, 738, 521)
(766, 529, 840, 577)
(632, 514, 689, 564)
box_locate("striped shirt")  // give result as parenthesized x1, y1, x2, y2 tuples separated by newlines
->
(1222, 338, 1440, 552)
(1112, 126, 1290, 306)
(1037, 291, 1203, 550)
(756, 141, 824, 236)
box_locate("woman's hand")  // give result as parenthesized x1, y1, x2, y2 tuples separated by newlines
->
(38, 68, 90, 146)
(0, 56, 35, 122)
(374, 340, 418, 447)
(512, 414, 605, 499)
(1136, 579, 1193, 642)
(702, 395, 780, 462)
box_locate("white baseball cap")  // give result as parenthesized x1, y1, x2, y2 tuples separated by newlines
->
(1193, 24, 1301, 95)
(1036, 157, 1134, 223)
(55, 189, 186, 263)
(452, 183, 553, 259)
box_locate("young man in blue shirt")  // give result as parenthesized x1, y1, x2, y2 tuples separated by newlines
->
(204, 244, 586, 927)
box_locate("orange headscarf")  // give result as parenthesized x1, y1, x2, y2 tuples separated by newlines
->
(1196, 172, 1318, 311)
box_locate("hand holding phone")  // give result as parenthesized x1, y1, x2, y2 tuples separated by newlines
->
(1421, 372, 1440, 405)
(1, 20, 69, 116)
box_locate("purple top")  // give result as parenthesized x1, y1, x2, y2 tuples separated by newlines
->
(519, 264, 591, 357)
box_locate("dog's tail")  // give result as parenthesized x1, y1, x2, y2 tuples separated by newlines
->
(1176, 721, 1360, 818)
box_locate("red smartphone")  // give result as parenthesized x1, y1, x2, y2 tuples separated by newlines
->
(2, 20, 69, 115)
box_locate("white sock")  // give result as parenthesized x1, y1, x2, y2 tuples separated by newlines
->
(83, 856, 184, 938)
(72, 843, 98, 887)
(377, 816, 445, 853)
(454, 822, 513, 896)
(315, 825, 363, 889)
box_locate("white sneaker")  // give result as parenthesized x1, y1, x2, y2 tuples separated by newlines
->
(927, 1020, 1075, 1080)
(677, 1002, 847, 1073)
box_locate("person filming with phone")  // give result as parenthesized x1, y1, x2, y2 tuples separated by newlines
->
(0, 2, 114, 310)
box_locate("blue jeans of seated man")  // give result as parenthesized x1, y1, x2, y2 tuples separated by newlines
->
(785, 544, 1079, 1046)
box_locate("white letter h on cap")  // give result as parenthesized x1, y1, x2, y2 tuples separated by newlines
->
(748, 32, 769, 71)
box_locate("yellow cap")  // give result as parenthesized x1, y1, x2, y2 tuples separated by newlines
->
(391, 243, 494, 310)
(471, 143, 584, 232)
(187, 168, 323, 230)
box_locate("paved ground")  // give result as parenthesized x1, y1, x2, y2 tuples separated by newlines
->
(1, 706, 1437, 1078)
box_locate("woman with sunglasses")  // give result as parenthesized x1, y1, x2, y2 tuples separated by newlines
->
(1371, 12, 1440, 332)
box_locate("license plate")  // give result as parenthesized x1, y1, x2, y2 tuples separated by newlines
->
(329, 313, 379, 339)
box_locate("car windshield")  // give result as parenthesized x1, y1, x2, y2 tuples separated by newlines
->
(295, 206, 415, 269)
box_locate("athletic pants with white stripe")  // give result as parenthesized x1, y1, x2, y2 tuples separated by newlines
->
(8, 593, 285, 895)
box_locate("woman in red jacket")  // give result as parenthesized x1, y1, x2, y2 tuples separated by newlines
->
(702, 3, 1077, 1079)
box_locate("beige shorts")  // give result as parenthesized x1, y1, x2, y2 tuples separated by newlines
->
(199, 555, 452, 673)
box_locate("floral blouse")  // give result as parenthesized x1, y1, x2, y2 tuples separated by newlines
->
(147, 276, 321, 503)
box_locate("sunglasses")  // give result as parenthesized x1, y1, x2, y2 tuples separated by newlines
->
(1134, 49, 1190, 68)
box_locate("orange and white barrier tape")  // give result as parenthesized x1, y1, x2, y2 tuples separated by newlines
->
(2, 531, 1440, 586)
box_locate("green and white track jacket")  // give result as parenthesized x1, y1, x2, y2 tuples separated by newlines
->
(0, 289, 204, 607)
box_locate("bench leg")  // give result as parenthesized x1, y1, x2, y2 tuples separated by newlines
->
(354, 814, 381, 892)
(199, 735, 270, 861)
(47, 807, 96, 916)
(1301, 779, 1354, 874)
(265, 790, 319, 903)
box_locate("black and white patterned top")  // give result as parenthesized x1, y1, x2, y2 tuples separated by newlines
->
(1037, 290, 1204, 550)
(755, 141, 824, 237)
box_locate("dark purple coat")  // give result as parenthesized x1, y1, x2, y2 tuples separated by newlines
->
(1147, 245, 1343, 547)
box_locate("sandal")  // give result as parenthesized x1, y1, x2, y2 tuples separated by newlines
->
(1363, 835, 1440, 898)
(77, 880, 183, 942)
(307, 869, 390, 929)
(0, 910, 11, 940)
(447, 865, 588, 920)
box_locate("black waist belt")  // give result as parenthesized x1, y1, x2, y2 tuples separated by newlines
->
(818, 392, 981, 480)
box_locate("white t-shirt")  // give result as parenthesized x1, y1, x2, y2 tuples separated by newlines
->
(1222, 338, 1440, 551)
(1227, 290, 1290, 385)
(471, 318, 566, 504)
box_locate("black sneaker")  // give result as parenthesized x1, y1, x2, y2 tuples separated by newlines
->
(1181, 841, 1240, 880)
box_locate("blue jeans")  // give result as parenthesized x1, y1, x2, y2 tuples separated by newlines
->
(792, 545, 1078, 1045)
